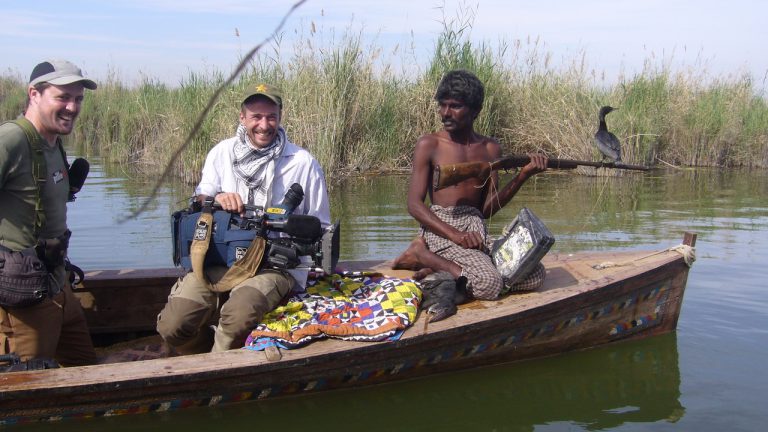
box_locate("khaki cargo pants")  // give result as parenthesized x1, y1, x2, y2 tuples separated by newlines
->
(1, 282, 97, 367)
(156, 266, 293, 354)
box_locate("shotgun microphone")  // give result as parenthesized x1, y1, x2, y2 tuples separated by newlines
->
(281, 183, 304, 212)
(266, 183, 303, 217)
(68, 158, 89, 202)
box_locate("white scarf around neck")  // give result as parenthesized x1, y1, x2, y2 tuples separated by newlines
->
(232, 124, 287, 207)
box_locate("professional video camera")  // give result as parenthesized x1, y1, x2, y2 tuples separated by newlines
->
(172, 183, 340, 275)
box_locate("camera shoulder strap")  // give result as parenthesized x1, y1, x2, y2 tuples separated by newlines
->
(213, 236, 267, 292)
(189, 197, 215, 286)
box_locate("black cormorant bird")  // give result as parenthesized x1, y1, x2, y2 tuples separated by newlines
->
(594, 106, 622, 163)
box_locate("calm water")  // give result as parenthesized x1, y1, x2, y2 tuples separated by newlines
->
(17, 157, 768, 431)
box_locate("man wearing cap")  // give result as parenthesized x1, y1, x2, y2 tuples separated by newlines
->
(156, 83, 331, 353)
(0, 60, 98, 366)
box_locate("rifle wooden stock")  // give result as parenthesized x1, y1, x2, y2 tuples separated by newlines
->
(433, 156, 650, 190)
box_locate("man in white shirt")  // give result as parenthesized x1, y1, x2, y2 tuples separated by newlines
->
(157, 83, 331, 353)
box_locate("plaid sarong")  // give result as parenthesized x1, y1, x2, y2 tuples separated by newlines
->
(421, 205, 503, 300)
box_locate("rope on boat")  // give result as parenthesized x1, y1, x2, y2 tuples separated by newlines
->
(592, 243, 697, 270)
(669, 244, 696, 267)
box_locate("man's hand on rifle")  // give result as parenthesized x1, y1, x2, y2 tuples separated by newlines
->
(520, 153, 548, 179)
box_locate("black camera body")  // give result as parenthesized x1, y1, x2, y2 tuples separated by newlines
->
(242, 207, 340, 274)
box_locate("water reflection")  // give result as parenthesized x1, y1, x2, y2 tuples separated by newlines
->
(66, 156, 187, 269)
(330, 174, 419, 260)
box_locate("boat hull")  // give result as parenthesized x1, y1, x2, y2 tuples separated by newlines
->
(0, 244, 693, 425)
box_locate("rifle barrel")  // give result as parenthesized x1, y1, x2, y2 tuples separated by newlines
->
(434, 156, 650, 190)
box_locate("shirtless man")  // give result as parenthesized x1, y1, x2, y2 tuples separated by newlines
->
(393, 70, 547, 300)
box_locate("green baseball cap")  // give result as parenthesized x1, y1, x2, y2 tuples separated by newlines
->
(242, 83, 282, 108)
(29, 59, 97, 90)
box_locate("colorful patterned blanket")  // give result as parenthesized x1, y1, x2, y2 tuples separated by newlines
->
(245, 272, 421, 350)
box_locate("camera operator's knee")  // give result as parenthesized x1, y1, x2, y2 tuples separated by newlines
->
(157, 274, 217, 345)
(215, 272, 293, 350)
(212, 289, 270, 352)
(243, 270, 294, 302)
(156, 296, 213, 348)
(218, 288, 270, 337)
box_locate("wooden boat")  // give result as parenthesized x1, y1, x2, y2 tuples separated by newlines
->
(0, 233, 696, 425)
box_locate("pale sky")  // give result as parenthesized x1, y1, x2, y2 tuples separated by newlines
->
(1, 0, 766, 87)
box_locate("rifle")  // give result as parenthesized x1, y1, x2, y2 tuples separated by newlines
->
(433, 155, 650, 190)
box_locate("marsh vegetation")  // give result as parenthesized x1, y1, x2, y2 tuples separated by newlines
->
(2, 14, 766, 184)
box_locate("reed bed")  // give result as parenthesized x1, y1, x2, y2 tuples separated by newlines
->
(2, 15, 766, 184)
